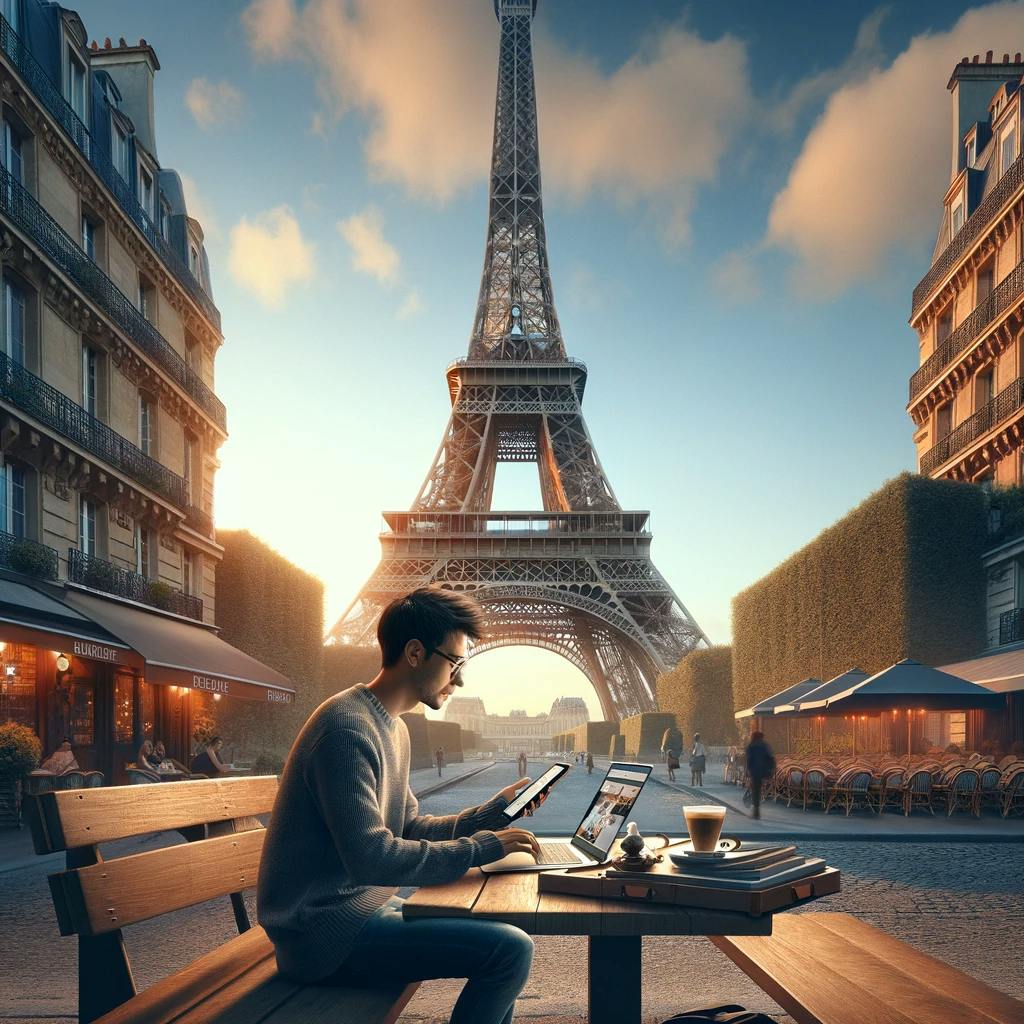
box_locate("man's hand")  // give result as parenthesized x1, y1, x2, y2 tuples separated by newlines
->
(494, 827, 541, 859)
(496, 776, 548, 817)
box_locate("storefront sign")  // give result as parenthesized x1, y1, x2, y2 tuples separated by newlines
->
(266, 688, 293, 704)
(192, 674, 231, 695)
(72, 640, 124, 663)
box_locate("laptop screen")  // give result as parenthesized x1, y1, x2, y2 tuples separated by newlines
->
(571, 762, 653, 860)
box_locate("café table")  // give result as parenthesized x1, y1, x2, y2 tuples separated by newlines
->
(402, 838, 777, 1024)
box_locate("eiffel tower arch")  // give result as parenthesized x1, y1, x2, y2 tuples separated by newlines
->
(327, 0, 709, 719)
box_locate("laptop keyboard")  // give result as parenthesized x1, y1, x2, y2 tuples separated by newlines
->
(536, 842, 579, 865)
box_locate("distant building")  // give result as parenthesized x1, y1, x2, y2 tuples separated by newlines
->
(910, 53, 1023, 484)
(0, 2, 290, 782)
(444, 695, 589, 754)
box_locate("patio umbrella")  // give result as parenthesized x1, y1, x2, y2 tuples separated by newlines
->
(823, 658, 1005, 754)
(734, 677, 823, 720)
(773, 668, 870, 756)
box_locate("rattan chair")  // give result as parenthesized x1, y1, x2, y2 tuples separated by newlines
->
(874, 768, 905, 814)
(126, 767, 161, 785)
(1000, 768, 1024, 818)
(825, 769, 872, 816)
(902, 769, 934, 816)
(803, 768, 829, 811)
(52, 770, 86, 791)
(782, 767, 804, 807)
(977, 767, 1002, 814)
(945, 768, 980, 817)
(81, 771, 104, 788)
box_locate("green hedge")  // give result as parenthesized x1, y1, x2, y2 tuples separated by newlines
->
(402, 712, 433, 770)
(731, 474, 987, 715)
(427, 721, 464, 764)
(609, 733, 625, 758)
(620, 713, 677, 758)
(322, 645, 381, 693)
(213, 530, 324, 764)
(571, 721, 618, 755)
(657, 646, 736, 746)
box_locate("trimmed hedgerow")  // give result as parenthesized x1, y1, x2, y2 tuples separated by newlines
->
(619, 713, 678, 759)
(212, 530, 324, 764)
(571, 721, 618, 755)
(427, 721, 464, 765)
(657, 646, 737, 746)
(731, 474, 987, 716)
(322, 645, 381, 693)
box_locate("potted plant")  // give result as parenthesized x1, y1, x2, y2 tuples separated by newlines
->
(147, 580, 177, 612)
(7, 539, 58, 580)
(0, 722, 42, 827)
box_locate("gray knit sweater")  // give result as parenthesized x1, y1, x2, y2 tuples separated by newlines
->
(256, 684, 508, 981)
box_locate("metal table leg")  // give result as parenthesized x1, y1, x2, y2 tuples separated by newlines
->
(588, 935, 642, 1024)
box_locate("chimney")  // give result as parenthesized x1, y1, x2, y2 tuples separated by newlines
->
(88, 38, 162, 160)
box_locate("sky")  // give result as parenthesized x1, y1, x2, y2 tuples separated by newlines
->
(75, 0, 1024, 717)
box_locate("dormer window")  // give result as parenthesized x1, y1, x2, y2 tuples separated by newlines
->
(138, 164, 154, 219)
(966, 135, 976, 168)
(159, 197, 170, 241)
(65, 44, 87, 121)
(950, 196, 965, 241)
(1, 0, 19, 32)
(111, 120, 130, 181)
(1001, 123, 1018, 176)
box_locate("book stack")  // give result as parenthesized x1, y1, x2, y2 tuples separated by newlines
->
(637, 842, 827, 891)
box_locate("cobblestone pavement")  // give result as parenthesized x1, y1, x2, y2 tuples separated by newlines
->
(2, 759, 1022, 1023)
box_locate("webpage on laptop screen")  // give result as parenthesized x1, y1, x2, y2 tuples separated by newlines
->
(574, 766, 650, 854)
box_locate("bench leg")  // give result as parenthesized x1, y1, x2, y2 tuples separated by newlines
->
(79, 931, 135, 1023)
(588, 936, 641, 1024)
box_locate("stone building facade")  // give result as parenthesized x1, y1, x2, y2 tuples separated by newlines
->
(444, 695, 589, 754)
(910, 54, 1024, 484)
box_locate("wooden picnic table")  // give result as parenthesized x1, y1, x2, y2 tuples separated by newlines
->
(403, 838, 787, 1024)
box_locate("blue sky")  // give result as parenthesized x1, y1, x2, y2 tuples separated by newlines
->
(74, 0, 1023, 714)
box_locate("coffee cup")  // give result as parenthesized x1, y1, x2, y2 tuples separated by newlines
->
(683, 804, 726, 853)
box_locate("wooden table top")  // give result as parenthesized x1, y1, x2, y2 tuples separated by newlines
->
(404, 864, 772, 938)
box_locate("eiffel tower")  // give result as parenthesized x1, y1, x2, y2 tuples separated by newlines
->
(327, 0, 708, 719)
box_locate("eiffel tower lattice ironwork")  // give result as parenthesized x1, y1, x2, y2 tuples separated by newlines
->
(327, 0, 709, 719)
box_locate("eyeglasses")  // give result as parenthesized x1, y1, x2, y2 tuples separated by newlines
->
(430, 648, 468, 684)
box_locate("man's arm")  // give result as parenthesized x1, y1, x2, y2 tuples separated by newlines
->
(404, 788, 510, 841)
(306, 729, 505, 887)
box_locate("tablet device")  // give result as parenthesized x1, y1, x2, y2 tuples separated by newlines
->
(501, 762, 570, 820)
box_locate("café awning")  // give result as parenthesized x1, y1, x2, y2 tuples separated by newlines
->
(821, 658, 1004, 712)
(0, 578, 137, 665)
(734, 677, 823, 720)
(777, 668, 870, 714)
(939, 648, 1024, 695)
(63, 590, 295, 705)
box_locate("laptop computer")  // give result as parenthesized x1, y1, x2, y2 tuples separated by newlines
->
(481, 761, 653, 873)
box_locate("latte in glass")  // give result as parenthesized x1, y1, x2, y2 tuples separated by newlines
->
(683, 804, 726, 853)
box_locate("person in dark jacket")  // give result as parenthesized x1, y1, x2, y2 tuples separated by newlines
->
(745, 731, 776, 819)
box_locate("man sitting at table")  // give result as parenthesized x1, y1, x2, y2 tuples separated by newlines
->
(257, 587, 541, 1024)
(40, 738, 79, 774)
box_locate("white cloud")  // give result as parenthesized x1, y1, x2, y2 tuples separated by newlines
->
(710, 246, 764, 304)
(337, 206, 400, 283)
(241, 0, 751, 243)
(228, 207, 315, 308)
(765, 1, 1024, 296)
(179, 172, 221, 241)
(185, 78, 244, 130)
(397, 289, 424, 319)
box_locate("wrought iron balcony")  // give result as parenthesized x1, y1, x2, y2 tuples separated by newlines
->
(0, 351, 188, 508)
(909, 259, 1024, 402)
(999, 607, 1024, 646)
(0, 529, 58, 580)
(911, 153, 1024, 318)
(0, 14, 222, 333)
(920, 375, 1024, 476)
(0, 166, 226, 431)
(184, 504, 214, 538)
(68, 549, 203, 620)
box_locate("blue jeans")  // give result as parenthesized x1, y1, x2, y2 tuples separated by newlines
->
(325, 895, 534, 1024)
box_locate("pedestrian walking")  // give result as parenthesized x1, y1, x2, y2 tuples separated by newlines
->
(517, 750, 527, 778)
(689, 733, 707, 787)
(585, 751, 594, 775)
(435, 746, 446, 777)
(745, 730, 776, 820)
(665, 746, 679, 782)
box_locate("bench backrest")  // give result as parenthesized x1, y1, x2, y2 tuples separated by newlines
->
(28, 776, 278, 935)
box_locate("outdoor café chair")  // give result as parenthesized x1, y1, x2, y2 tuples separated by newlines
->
(804, 768, 829, 811)
(126, 767, 161, 785)
(966, 752, 983, 766)
(52, 771, 86, 791)
(902, 769, 934, 816)
(978, 767, 1002, 813)
(945, 768, 980, 818)
(782, 767, 804, 806)
(825, 769, 872, 816)
(997, 755, 1018, 770)
(1000, 768, 1024, 818)
(874, 768, 905, 814)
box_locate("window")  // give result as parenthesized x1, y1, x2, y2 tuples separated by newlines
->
(138, 165, 153, 219)
(78, 496, 96, 555)
(0, 457, 25, 537)
(936, 306, 953, 347)
(976, 367, 995, 409)
(81, 213, 97, 260)
(138, 395, 153, 456)
(1, 0, 19, 32)
(1002, 125, 1018, 176)
(950, 198, 965, 240)
(935, 403, 952, 441)
(137, 273, 155, 322)
(134, 523, 150, 577)
(966, 136, 976, 168)
(159, 198, 170, 241)
(183, 435, 195, 502)
(82, 345, 97, 416)
(976, 260, 994, 306)
(111, 121, 129, 181)
(2, 116, 23, 184)
(2, 274, 25, 365)
(65, 45, 87, 121)
(188, 244, 199, 275)
(182, 549, 193, 596)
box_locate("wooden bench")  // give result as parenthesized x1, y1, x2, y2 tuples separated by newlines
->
(711, 911, 1024, 1024)
(25, 776, 419, 1024)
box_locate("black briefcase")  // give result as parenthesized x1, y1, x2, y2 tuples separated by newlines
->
(662, 1004, 779, 1024)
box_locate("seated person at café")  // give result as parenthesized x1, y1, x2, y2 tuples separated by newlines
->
(136, 739, 161, 775)
(40, 738, 79, 774)
(190, 736, 228, 776)
(152, 740, 188, 774)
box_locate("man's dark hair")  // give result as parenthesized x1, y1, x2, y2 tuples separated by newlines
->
(377, 587, 485, 667)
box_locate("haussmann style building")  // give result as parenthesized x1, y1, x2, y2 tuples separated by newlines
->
(444, 695, 589, 755)
(0, 0, 292, 784)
